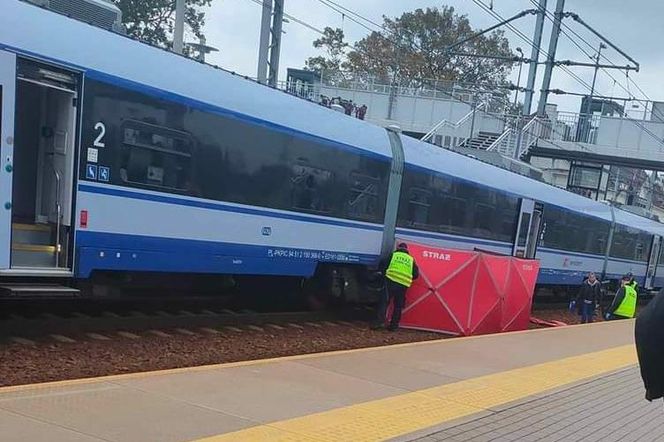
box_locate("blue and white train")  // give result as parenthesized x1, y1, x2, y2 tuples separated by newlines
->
(1, 1, 663, 299)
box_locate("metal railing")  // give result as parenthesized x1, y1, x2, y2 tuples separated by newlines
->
(277, 72, 664, 164)
(486, 127, 515, 156)
(485, 115, 549, 159)
(420, 102, 487, 143)
(318, 70, 508, 101)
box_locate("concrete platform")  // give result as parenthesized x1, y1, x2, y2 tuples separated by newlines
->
(0, 320, 656, 442)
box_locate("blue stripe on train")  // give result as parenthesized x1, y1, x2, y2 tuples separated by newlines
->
(76, 231, 632, 287)
(75, 231, 380, 278)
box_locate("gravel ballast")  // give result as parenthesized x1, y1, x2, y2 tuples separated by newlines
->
(0, 307, 590, 388)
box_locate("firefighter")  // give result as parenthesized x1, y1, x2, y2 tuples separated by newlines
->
(372, 243, 419, 331)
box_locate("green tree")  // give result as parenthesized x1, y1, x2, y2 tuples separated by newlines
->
(304, 27, 349, 82)
(306, 6, 514, 88)
(112, 0, 211, 55)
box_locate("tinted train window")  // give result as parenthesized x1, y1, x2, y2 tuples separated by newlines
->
(291, 162, 333, 213)
(407, 188, 432, 227)
(347, 172, 380, 220)
(80, 79, 390, 223)
(396, 168, 518, 242)
(541, 207, 610, 255)
(440, 196, 467, 234)
(119, 121, 193, 192)
(610, 225, 650, 262)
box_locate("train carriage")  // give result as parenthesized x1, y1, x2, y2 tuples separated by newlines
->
(0, 0, 663, 299)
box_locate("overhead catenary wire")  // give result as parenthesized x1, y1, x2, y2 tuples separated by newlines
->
(519, 0, 664, 202)
(524, 0, 664, 149)
(243, 0, 593, 158)
(471, 0, 594, 92)
(310, 0, 536, 132)
(470, 0, 664, 159)
(245, 0, 326, 35)
(312, 0, 593, 156)
(526, 0, 664, 124)
(278, 0, 659, 199)
(312, 0, 596, 156)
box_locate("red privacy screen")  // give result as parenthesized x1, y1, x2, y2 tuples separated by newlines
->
(398, 241, 540, 336)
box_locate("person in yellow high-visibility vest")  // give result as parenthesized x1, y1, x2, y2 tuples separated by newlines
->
(372, 243, 419, 331)
(606, 274, 638, 320)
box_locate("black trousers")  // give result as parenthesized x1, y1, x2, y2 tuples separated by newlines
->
(375, 280, 408, 329)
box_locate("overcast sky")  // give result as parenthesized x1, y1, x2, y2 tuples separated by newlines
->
(199, 0, 664, 113)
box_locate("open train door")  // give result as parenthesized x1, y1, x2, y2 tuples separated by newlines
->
(645, 235, 661, 290)
(513, 198, 543, 259)
(0, 50, 16, 271)
(0, 54, 79, 289)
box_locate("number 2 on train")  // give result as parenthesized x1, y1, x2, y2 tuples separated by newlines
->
(93, 122, 106, 148)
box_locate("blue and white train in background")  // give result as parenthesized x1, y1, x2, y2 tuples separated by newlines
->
(1, 1, 663, 300)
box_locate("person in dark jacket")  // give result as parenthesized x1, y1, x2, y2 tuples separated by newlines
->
(635, 291, 664, 402)
(576, 272, 601, 323)
(372, 243, 419, 331)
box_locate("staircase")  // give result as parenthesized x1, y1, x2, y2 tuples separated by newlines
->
(11, 223, 57, 267)
(461, 131, 502, 150)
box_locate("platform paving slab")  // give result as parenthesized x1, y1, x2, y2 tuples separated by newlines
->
(0, 320, 640, 442)
(406, 367, 663, 442)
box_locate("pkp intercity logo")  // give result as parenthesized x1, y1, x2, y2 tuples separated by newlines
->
(562, 258, 583, 268)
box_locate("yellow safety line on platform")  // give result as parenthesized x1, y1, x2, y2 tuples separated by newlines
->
(192, 344, 637, 442)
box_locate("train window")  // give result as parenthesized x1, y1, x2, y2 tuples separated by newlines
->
(347, 172, 379, 220)
(82, 79, 391, 221)
(291, 162, 333, 213)
(501, 209, 518, 242)
(408, 188, 432, 227)
(517, 213, 531, 247)
(119, 121, 193, 191)
(474, 203, 495, 236)
(610, 225, 649, 262)
(594, 233, 607, 255)
(439, 195, 467, 234)
(501, 197, 520, 239)
(542, 207, 610, 255)
(396, 168, 520, 242)
(636, 240, 645, 261)
(637, 232, 652, 262)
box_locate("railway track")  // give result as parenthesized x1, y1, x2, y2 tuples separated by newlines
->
(2, 293, 635, 344)
(0, 301, 374, 343)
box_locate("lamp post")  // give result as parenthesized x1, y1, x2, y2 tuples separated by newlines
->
(514, 47, 524, 108)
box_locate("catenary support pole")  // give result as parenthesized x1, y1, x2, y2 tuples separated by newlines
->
(523, 0, 546, 115)
(257, 0, 272, 83)
(173, 0, 185, 54)
(537, 0, 565, 116)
